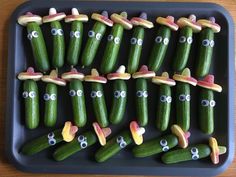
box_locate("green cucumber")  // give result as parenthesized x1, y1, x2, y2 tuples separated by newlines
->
(53, 131, 96, 161)
(27, 22, 50, 72)
(148, 26, 171, 72)
(132, 135, 178, 157)
(109, 80, 127, 124)
(21, 129, 63, 155)
(100, 24, 124, 74)
(67, 21, 83, 66)
(162, 144, 211, 164)
(95, 130, 132, 162)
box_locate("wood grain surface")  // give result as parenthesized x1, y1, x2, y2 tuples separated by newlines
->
(1, 0, 235, 177)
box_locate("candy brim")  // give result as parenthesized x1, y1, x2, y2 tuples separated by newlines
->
(132, 72, 155, 79)
(130, 121, 144, 145)
(18, 15, 42, 26)
(61, 72, 84, 81)
(197, 19, 221, 33)
(93, 122, 106, 146)
(173, 74, 197, 86)
(156, 17, 179, 31)
(171, 124, 189, 148)
(209, 137, 220, 164)
(177, 17, 202, 32)
(130, 17, 154, 29)
(111, 14, 133, 30)
(91, 13, 113, 27)
(152, 76, 176, 86)
(41, 77, 66, 86)
(197, 81, 222, 92)
(107, 73, 131, 80)
(43, 13, 66, 23)
(18, 73, 43, 81)
(65, 14, 89, 23)
(84, 76, 107, 84)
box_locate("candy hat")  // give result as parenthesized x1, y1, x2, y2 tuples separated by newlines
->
(132, 65, 155, 79)
(107, 65, 131, 80)
(65, 8, 88, 23)
(156, 16, 179, 31)
(61, 121, 78, 142)
(197, 17, 221, 33)
(18, 67, 43, 81)
(173, 68, 197, 86)
(93, 122, 111, 146)
(18, 12, 42, 26)
(130, 121, 145, 145)
(197, 75, 222, 92)
(152, 72, 176, 86)
(130, 12, 154, 29)
(61, 68, 84, 81)
(111, 12, 133, 30)
(177, 14, 202, 33)
(171, 124, 190, 149)
(84, 69, 107, 84)
(41, 70, 66, 86)
(43, 8, 66, 23)
(91, 11, 113, 27)
(209, 137, 227, 164)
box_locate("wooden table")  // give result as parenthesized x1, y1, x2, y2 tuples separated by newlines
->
(1, 0, 235, 176)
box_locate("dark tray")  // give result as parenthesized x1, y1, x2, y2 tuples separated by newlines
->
(6, 0, 235, 176)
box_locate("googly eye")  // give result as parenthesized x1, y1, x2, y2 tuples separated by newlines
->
(116, 136, 123, 143)
(163, 38, 169, 45)
(210, 40, 215, 47)
(162, 146, 169, 152)
(166, 96, 172, 103)
(120, 91, 126, 98)
(51, 28, 58, 35)
(192, 154, 199, 160)
(80, 141, 88, 149)
(90, 91, 97, 98)
(78, 135, 85, 142)
(179, 94, 186, 101)
(202, 39, 210, 47)
(31, 31, 39, 38)
(96, 33, 102, 40)
(186, 94, 191, 101)
(74, 31, 80, 38)
(160, 139, 168, 146)
(27, 33, 32, 40)
(201, 100, 209, 106)
(210, 100, 216, 107)
(187, 37, 193, 44)
(120, 141, 127, 148)
(130, 37, 137, 44)
(51, 94, 56, 101)
(77, 90, 83, 96)
(69, 90, 76, 97)
(88, 30, 95, 37)
(114, 37, 120, 44)
(49, 138, 56, 146)
(137, 39, 143, 46)
(155, 36, 162, 43)
(47, 132, 55, 138)
(22, 91, 28, 98)
(160, 95, 167, 102)
(43, 93, 50, 101)
(96, 91, 103, 97)
(143, 91, 148, 98)
(107, 34, 113, 41)
(136, 91, 142, 97)
(29, 91, 36, 98)
(58, 29, 63, 35)
(114, 90, 121, 98)
(191, 147, 199, 154)
(179, 36, 186, 43)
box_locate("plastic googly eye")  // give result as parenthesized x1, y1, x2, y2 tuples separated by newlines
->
(43, 93, 50, 101)
(77, 90, 83, 96)
(114, 37, 120, 44)
(29, 91, 36, 98)
(90, 91, 97, 98)
(155, 36, 162, 43)
(49, 138, 56, 146)
(160, 95, 166, 102)
(130, 37, 137, 44)
(74, 31, 80, 38)
(136, 91, 143, 97)
(88, 30, 95, 37)
(96, 33, 102, 40)
(69, 90, 76, 97)
(78, 135, 85, 142)
(27, 34, 32, 40)
(210, 40, 215, 47)
(201, 99, 209, 106)
(58, 29, 63, 35)
(51, 28, 57, 35)
(51, 94, 56, 101)
(192, 154, 199, 160)
(22, 91, 28, 98)
(107, 34, 113, 41)
(179, 36, 186, 43)
(96, 91, 103, 97)
(160, 139, 168, 146)
(179, 94, 186, 101)
(47, 132, 55, 138)
(32, 31, 39, 38)
(166, 96, 172, 103)
(162, 146, 169, 152)
(120, 141, 127, 148)
(120, 91, 126, 98)
(80, 141, 88, 149)
(143, 91, 148, 98)
(137, 39, 143, 46)
(187, 37, 193, 44)
(202, 39, 210, 47)
(163, 38, 169, 45)
(210, 100, 216, 107)
(116, 136, 123, 143)
(114, 90, 121, 98)
(191, 147, 198, 154)
(186, 94, 191, 101)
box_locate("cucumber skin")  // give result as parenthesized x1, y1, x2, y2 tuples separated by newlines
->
(70, 80, 87, 127)
(51, 21, 65, 68)
(21, 129, 63, 155)
(196, 28, 214, 77)
(132, 135, 178, 158)
(67, 21, 83, 66)
(91, 83, 109, 127)
(44, 83, 57, 127)
(176, 82, 190, 131)
(162, 144, 211, 164)
(136, 78, 148, 126)
(157, 85, 171, 131)
(24, 80, 39, 129)
(148, 26, 171, 72)
(95, 130, 132, 162)
(81, 22, 106, 67)
(27, 22, 50, 72)
(53, 131, 97, 161)
(173, 26, 193, 72)
(109, 80, 127, 124)
(100, 24, 124, 74)
(127, 27, 145, 74)
(199, 89, 214, 134)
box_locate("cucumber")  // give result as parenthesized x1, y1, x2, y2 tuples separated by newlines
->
(53, 131, 96, 161)
(162, 144, 211, 164)
(173, 26, 193, 71)
(100, 24, 124, 74)
(95, 130, 132, 162)
(132, 135, 178, 157)
(23, 80, 39, 129)
(109, 80, 127, 124)
(27, 22, 50, 72)
(196, 28, 214, 77)
(44, 83, 57, 127)
(67, 21, 83, 66)
(157, 85, 172, 131)
(81, 22, 106, 67)
(148, 26, 171, 72)
(21, 129, 63, 155)
(69, 79, 87, 127)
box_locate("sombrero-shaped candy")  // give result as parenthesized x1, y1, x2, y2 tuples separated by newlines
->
(107, 65, 131, 80)
(61, 68, 84, 81)
(171, 124, 190, 148)
(173, 68, 197, 86)
(177, 14, 202, 33)
(132, 65, 155, 79)
(18, 67, 43, 81)
(43, 8, 66, 23)
(91, 11, 113, 27)
(197, 17, 221, 33)
(18, 12, 42, 26)
(152, 72, 176, 86)
(130, 12, 154, 29)
(209, 137, 227, 164)
(197, 75, 222, 92)
(111, 12, 133, 30)
(130, 121, 145, 145)
(84, 69, 107, 84)
(93, 122, 111, 146)
(65, 8, 88, 23)
(41, 70, 66, 86)
(156, 16, 179, 31)
(61, 121, 78, 142)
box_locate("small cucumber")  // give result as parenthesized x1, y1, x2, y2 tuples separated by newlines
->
(53, 131, 96, 161)
(161, 144, 211, 164)
(132, 135, 178, 157)
(95, 130, 132, 162)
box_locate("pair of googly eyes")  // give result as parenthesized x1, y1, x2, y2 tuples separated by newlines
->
(27, 31, 39, 40)
(130, 37, 143, 46)
(155, 36, 169, 45)
(77, 135, 88, 149)
(69, 90, 83, 97)
(160, 139, 170, 152)
(107, 35, 120, 44)
(160, 95, 172, 103)
(202, 39, 215, 47)
(179, 36, 193, 44)
(88, 30, 102, 40)
(116, 136, 127, 148)
(22, 91, 36, 98)
(70, 31, 80, 38)
(136, 91, 148, 98)
(44, 94, 56, 101)
(201, 100, 216, 107)
(191, 147, 199, 160)
(48, 132, 56, 146)
(51, 28, 63, 36)
(91, 91, 103, 98)
(179, 94, 191, 102)
(114, 91, 126, 98)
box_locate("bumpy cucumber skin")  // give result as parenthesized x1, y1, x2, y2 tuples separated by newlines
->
(21, 129, 63, 155)
(53, 131, 96, 161)
(109, 80, 127, 124)
(23, 80, 39, 129)
(132, 135, 178, 157)
(199, 89, 214, 134)
(70, 80, 87, 127)
(127, 27, 145, 74)
(176, 82, 190, 131)
(67, 21, 83, 66)
(148, 26, 171, 72)
(95, 130, 132, 162)
(136, 78, 148, 126)
(81, 22, 106, 67)
(196, 28, 214, 77)
(44, 83, 57, 127)
(157, 85, 171, 131)
(161, 144, 211, 164)
(173, 26, 193, 71)
(91, 83, 109, 127)
(27, 22, 50, 72)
